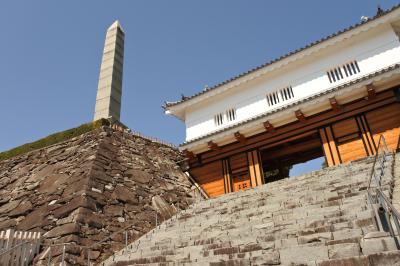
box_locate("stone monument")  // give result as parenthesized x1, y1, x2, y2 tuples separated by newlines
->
(93, 20, 125, 121)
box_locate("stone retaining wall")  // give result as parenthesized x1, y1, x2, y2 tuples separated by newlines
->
(0, 126, 200, 265)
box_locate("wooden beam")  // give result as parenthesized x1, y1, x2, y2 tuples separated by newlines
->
(182, 149, 195, 160)
(329, 97, 341, 112)
(259, 130, 318, 151)
(208, 141, 219, 151)
(366, 84, 376, 100)
(360, 115, 377, 154)
(319, 128, 334, 167)
(325, 126, 341, 165)
(222, 159, 232, 193)
(261, 138, 321, 160)
(234, 131, 246, 143)
(295, 110, 306, 122)
(263, 121, 275, 133)
(194, 90, 395, 165)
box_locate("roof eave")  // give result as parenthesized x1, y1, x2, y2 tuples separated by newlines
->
(179, 63, 400, 152)
(164, 108, 185, 121)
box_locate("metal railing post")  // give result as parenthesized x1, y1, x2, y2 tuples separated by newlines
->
(125, 231, 128, 251)
(392, 213, 400, 247)
(61, 244, 66, 266)
(47, 246, 52, 266)
(21, 242, 27, 266)
(87, 249, 91, 266)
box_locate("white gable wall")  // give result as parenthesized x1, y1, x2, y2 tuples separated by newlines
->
(185, 23, 400, 141)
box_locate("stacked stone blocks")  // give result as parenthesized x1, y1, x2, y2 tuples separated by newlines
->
(0, 126, 200, 265)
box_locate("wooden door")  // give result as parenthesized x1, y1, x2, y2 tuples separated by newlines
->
(232, 173, 251, 192)
(230, 152, 251, 192)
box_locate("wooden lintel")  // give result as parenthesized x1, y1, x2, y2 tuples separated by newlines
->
(182, 149, 195, 160)
(207, 141, 219, 151)
(329, 97, 341, 112)
(198, 90, 395, 164)
(295, 110, 306, 122)
(263, 121, 275, 133)
(366, 84, 376, 100)
(234, 131, 246, 143)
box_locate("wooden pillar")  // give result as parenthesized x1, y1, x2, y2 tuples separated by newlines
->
(356, 115, 376, 156)
(247, 150, 264, 188)
(222, 159, 232, 193)
(319, 127, 340, 167)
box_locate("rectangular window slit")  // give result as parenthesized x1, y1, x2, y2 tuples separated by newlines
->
(354, 61, 360, 72)
(347, 64, 353, 75)
(338, 68, 343, 79)
(343, 65, 348, 77)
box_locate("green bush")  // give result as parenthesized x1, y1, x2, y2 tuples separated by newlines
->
(0, 119, 110, 161)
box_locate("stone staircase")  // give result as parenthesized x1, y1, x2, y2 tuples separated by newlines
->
(102, 154, 400, 265)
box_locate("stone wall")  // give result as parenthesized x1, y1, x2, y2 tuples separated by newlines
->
(0, 126, 200, 265)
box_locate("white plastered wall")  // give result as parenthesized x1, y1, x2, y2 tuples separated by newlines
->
(185, 23, 400, 141)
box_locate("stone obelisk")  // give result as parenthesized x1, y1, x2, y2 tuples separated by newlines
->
(94, 20, 125, 122)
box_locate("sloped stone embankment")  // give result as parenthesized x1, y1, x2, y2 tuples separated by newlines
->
(0, 126, 200, 265)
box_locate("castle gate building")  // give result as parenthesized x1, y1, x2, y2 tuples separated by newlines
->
(164, 6, 400, 198)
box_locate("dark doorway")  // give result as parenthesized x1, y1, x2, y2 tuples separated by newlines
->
(259, 131, 324, 183)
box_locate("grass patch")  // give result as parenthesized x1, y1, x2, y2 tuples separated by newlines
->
(0, 119, 110, 161)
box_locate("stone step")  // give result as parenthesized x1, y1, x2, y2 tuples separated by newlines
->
(317, 250, 400, 266)
(102, 154, 397, 265)
(109, 240, 400, 265)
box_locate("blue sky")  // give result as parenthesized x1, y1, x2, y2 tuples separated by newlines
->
(0, 1, 397, 175)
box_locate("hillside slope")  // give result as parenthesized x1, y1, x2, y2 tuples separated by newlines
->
(104, 153, 400, 265)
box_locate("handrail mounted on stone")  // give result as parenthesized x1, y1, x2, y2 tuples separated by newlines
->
(367, 135, 400, 248)
(0, 229, 41, 266)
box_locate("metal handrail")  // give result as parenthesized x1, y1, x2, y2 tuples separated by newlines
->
(0, 240, 30, 256)
(367, 134, 389, 189)
(0, 240, 36, 266)
(375, 187, 400, 219)
(366, 134, 400, 248)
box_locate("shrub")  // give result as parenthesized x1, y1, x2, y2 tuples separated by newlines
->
(0, 119, 110, 161)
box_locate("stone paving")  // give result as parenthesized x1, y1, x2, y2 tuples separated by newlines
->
(103, 153, 400, 265)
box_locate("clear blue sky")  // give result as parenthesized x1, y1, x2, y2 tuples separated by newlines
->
(0, 1, 397, 174)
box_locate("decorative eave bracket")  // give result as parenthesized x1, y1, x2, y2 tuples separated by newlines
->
(329, 97, 341, 112)
(207, 141, 219, 151)
(295, 110, 306, 122)
(234, 132, 246, 143)
(366, 84, 376, 100)
(263, 121, 275, 133)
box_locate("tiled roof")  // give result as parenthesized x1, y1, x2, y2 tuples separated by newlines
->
(180, 63, 400, 146)
(164, 4, 400, 109)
